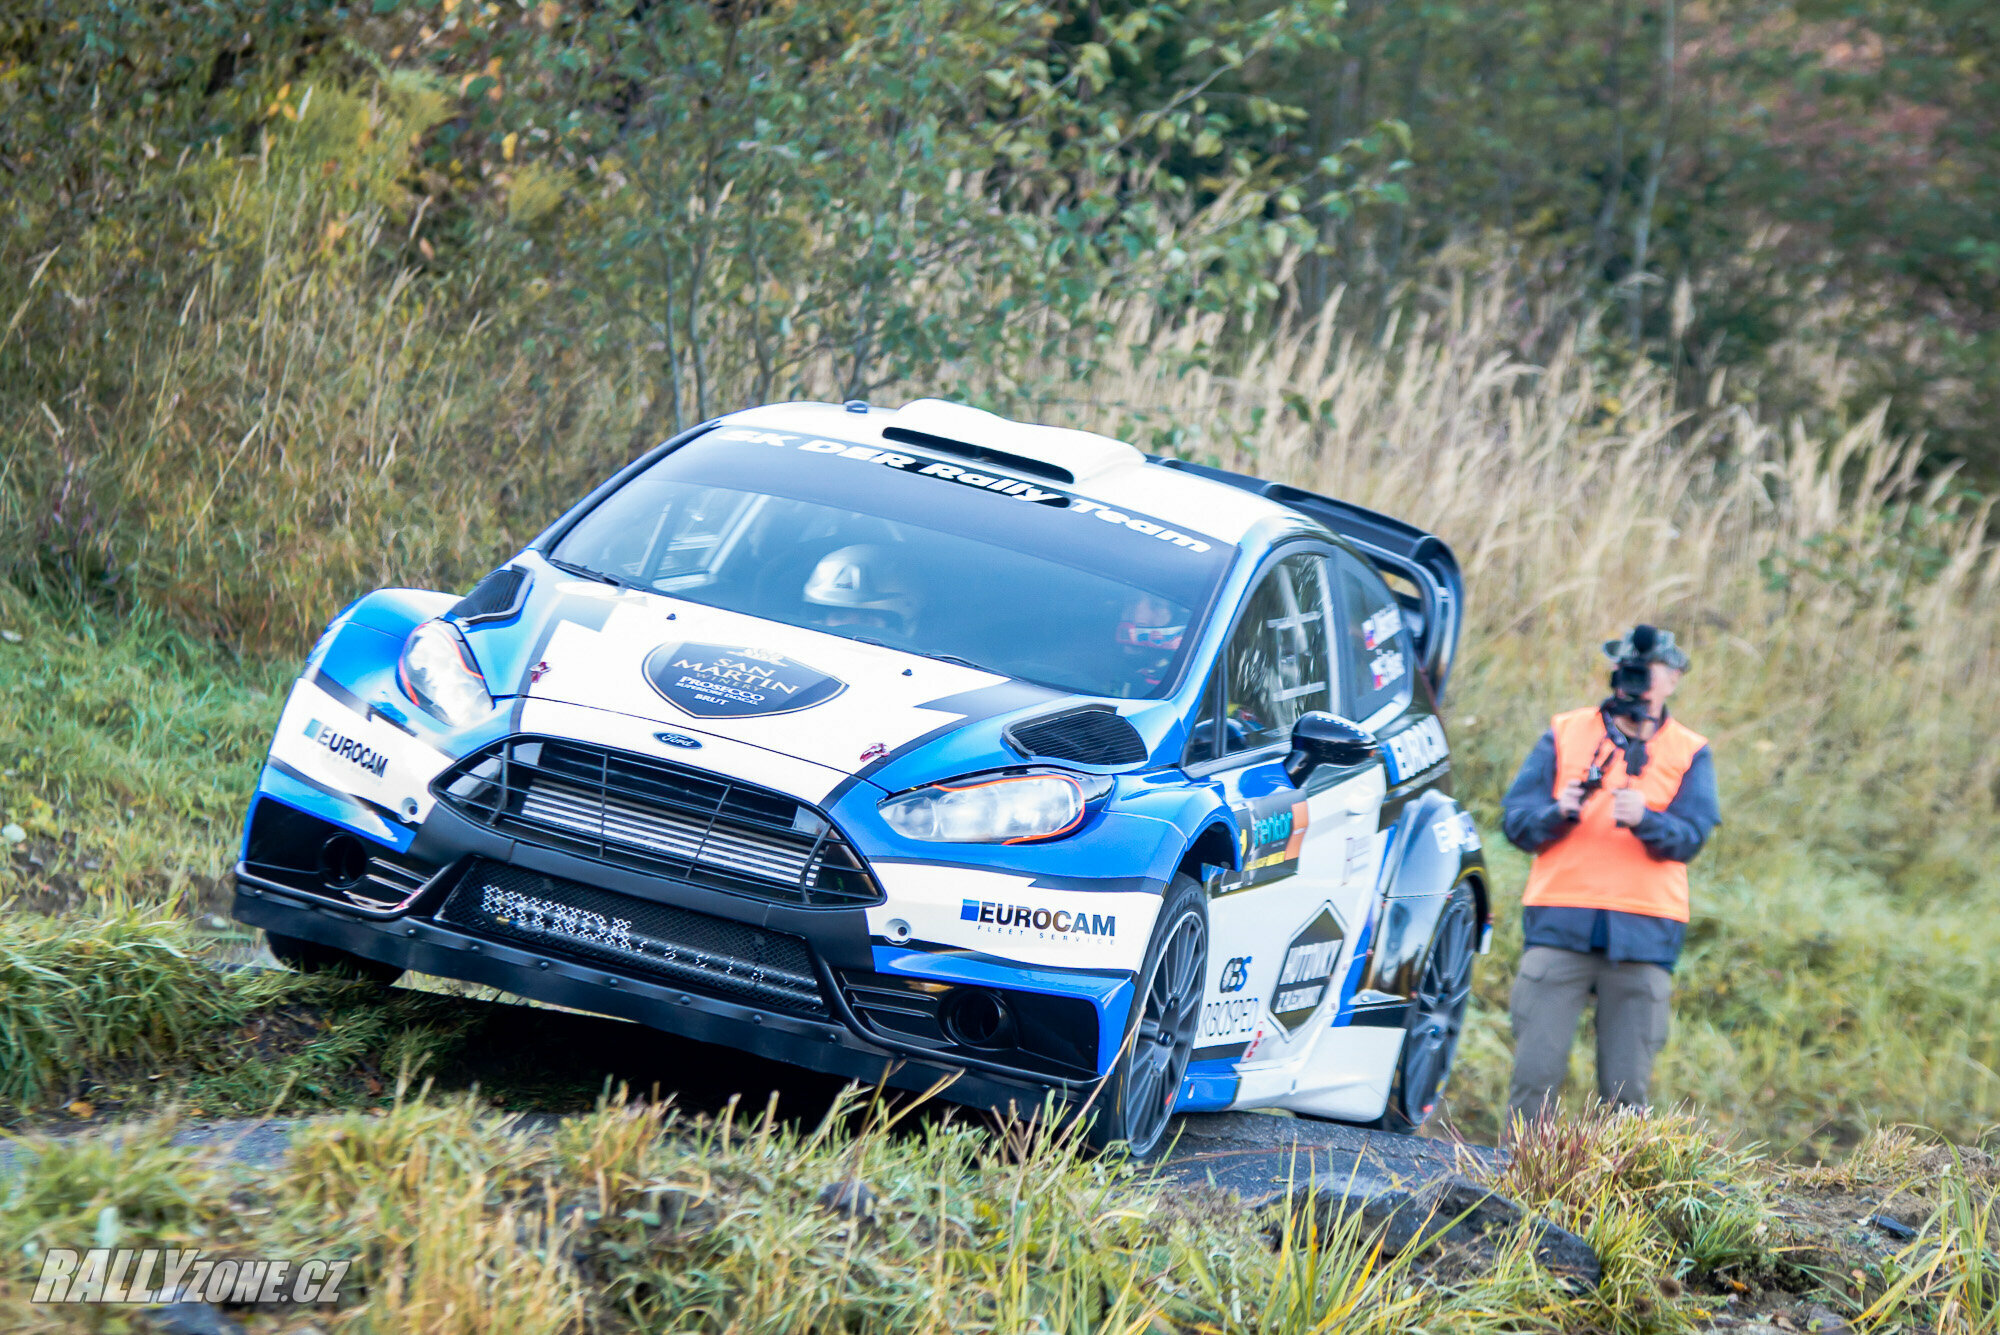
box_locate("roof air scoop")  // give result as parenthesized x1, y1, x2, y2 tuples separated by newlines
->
(885, 399, 1144, 484)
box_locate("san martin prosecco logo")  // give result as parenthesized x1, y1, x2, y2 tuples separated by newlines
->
(303, 718, 388, 777)
(642, 642, 847, 719)
(960, 898, 1116, 938)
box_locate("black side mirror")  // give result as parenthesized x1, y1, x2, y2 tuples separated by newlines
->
(1284, 712, 1380, 786)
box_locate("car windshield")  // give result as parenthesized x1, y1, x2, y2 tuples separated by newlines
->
(548, 425, 1234, 698)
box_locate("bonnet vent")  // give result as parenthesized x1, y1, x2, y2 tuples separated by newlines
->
(1004, 707, 1148, 766)
(449, 566, 530, 624)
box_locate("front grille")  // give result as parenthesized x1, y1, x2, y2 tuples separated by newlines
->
(433, 737, 879, 907)
(440, 861, 826, 1014)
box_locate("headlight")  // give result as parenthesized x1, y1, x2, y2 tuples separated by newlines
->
(398, 620, 492, 726)
(879, 771, 1110, 844)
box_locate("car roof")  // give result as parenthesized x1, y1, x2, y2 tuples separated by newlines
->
(720, 399, 1315, 549)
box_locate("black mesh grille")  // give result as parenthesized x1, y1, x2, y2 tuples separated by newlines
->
(440, 861, 826, 1014)
(449, 567, 529, 624)
(432, 736, 879, 907)
(1005, 708, 1147, 765)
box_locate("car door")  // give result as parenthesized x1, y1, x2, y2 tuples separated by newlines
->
(1278, 545, 1429, 1115)
(1183, 548, 1389, 1108)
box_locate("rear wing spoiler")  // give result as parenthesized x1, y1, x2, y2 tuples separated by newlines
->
(1151, 459, 1466, 699)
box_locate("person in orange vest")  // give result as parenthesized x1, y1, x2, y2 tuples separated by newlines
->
(1500, 625, 1719, 1130)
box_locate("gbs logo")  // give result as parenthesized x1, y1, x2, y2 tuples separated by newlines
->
(1218, 956, 1252, 993)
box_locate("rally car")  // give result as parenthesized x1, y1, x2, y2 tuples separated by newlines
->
(234, 397, 1489, 1157)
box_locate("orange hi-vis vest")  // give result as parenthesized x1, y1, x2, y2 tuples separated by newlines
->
(1521, 707, 1709, 923)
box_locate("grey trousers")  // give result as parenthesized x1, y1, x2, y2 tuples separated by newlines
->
(1506, 945, 1671, 1127)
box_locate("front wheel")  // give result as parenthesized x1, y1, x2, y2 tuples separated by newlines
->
(1373, 882, 1477, 1134)
(1084, 875, 1208, 1159)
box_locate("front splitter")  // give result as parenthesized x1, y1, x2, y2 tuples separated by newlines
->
(233, 879, 1074, 1118)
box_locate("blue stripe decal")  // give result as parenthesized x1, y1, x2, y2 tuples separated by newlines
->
(254, 764, 414, 852)
(870, 946, 1134, 1078)
(1176, 1059, 1241, 1112)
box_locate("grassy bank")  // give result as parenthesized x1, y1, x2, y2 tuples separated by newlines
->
(1, 1093, 1994, 1334)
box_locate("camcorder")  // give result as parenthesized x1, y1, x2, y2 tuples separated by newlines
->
(1604, 624, 1661, 723)
(1565, 625, 1661, 820)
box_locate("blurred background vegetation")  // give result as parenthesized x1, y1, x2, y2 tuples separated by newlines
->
(1, 0, 1997, 1153)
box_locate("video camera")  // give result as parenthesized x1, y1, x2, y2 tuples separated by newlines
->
(1604, 624, 1660, 724)
(1562, 625, 1663, 821)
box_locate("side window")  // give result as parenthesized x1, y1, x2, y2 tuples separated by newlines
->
(1221, 553, 1334, 754)
(1330, 549, 1412, 720)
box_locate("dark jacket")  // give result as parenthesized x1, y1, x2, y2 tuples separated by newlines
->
(1501, 714, 1720, 970)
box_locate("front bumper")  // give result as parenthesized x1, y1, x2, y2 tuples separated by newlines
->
(235, 792, 1113, 1108)
(233, 869, 1091, 1113)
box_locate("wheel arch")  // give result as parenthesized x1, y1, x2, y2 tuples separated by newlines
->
(1176, 819, 1241, 885)
(1365, 790, 1488, 997)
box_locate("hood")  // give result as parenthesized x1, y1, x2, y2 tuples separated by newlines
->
(485, 579, 1062, 780)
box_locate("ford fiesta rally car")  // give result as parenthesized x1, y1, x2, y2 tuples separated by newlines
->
(235, 398, 1490, 1157)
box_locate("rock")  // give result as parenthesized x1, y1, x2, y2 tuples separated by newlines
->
(1863, 1211, 1917, 1241)
(1339, 1173, 1600, 1286)
(1805, 1305, 1852, 1333)
(138, 1303, 245, 1335)
(818, 1178, 878, 1222)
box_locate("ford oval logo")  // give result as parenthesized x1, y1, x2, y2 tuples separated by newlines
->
(653, 731, 703, 749)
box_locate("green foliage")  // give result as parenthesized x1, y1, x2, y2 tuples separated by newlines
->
(503, 0, 1362, 423)
(0, 583, 292, 904)
(0, 909, 233, 1106)
(1184, 0, 2000, 472)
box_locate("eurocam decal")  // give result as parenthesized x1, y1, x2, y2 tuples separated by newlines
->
(643, 642, 847, 719)
(708, 426, 1217, 554)
(960, 898, 1116, 938)
(303, 719, 389, 778)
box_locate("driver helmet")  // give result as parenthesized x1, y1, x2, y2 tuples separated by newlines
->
(1116, 592, 1186, 689)
(803, 544, 920, 637)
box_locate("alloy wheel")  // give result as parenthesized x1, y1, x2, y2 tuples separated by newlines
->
(1400, 891, 1476, 1121)
(1120, 906, 1207, 1154)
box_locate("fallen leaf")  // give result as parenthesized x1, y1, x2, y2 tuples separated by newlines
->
(67, 1100, 95, 1118)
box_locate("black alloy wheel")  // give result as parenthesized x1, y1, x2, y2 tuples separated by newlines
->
(1376, 882, 1477, 1133)
(1087, 875, 1208, 1159)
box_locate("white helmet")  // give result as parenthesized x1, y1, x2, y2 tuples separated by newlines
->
(802, 544, 919, 633)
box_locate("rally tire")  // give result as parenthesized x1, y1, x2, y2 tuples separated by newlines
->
(1084, 874, 1208, 1160)
(265, 930, 404, 986)
(1373, 881, 1477, 1134)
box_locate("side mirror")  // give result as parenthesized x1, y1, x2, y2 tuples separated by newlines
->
(1284, 712, 1380, 786)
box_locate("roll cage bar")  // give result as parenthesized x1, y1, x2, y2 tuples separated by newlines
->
(1150, 458, 1466, 700)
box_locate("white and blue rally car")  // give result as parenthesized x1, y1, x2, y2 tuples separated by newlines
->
(235, 398, 1489, 1156)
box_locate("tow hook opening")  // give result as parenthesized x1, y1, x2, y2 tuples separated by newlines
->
(319, 834, 369, 890)
(941, 988, 1017, 1049)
